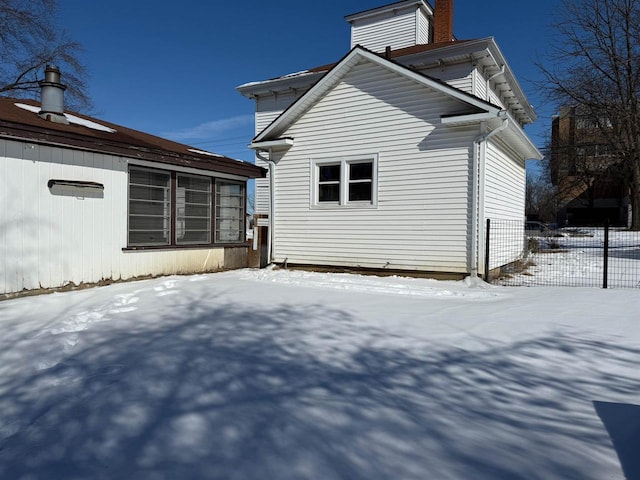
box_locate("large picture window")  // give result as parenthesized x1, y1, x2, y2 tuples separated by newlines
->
(312, 155, 377, 207)
(128, 167, 245, 247)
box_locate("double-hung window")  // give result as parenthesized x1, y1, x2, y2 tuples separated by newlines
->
(128, 166, 245, 247)
(312, 155, 377, 207)
(318, 163, 341, 203)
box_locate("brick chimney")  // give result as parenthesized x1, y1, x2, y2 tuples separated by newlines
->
(433, 0, 454, 43)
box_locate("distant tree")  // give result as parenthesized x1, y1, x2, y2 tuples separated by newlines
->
(538, 0, 640, 229)
(526, 164, 560, 223)
(0, 0, 90, 110)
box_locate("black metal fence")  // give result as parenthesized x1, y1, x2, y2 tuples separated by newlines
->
(485, 219, 640, 288)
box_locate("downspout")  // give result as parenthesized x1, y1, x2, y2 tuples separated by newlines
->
(485, 65, 505, 102)
(470, 111, 508, 278)
(255, 148, 276, 264)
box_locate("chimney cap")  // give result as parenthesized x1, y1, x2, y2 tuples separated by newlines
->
(40, 65, 67, 90)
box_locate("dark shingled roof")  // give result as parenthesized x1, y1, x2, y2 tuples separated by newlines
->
(0, 97, 265, 179)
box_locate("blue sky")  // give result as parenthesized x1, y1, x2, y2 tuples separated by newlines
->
(57, 0, 561, 168)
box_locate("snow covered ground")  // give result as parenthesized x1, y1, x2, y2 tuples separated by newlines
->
(0, 268, 639, 479)
(501, 228, 640, 288)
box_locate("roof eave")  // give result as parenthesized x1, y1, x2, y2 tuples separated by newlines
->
(254, 46, 503, 143)
(501, 113, 544, 160)
(0, 121, 267, 178)
(345, 0, 433, 23)
(236, 71, 325, 98)
(392, 37, 537, 125)
(441, 111, 500, 125)
(249, 138, 295, 150)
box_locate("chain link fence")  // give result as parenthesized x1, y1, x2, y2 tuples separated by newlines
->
(485, 219, 640, 288)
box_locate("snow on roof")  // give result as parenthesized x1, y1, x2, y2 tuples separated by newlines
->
(15, 103, 117, 133)
(236, 70, 319, 90)
(187, 148, 223, 158)
(280, 70, 312, 78)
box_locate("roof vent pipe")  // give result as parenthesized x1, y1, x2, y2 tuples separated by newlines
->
(38, 65, 69, 124)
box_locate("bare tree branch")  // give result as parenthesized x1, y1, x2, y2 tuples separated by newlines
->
(0, 0, 91, 111)
(538, 0, 640, 228)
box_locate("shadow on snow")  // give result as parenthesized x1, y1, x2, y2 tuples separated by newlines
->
(594, 401, 640, 480)
(0, 297, 638, 480)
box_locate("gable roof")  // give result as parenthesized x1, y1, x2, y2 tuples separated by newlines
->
(0, 97, 265, 179)
(251, 45, 501, 145)
(238, 37, 536, 126)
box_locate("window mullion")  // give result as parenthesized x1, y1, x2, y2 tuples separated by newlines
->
(212, 178, 217, 244)
(341, 159, 347, 205)
(170, 172, 177, 246)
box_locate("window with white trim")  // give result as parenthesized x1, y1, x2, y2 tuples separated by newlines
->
(312, 155, 377, 207)
(318, 163, 341, 203)
(127, 166, 245, 247)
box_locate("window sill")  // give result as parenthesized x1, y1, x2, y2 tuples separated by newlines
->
(123, 242, 248, 252)
(310, 202, 378, 210)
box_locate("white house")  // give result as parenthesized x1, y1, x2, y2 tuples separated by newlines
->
(0, 66, 264, 297)
(238, 0, 542, 278)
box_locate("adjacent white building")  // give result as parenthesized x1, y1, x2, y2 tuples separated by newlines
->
(0, 67, 264, 296)
(238, 0, 542, 277)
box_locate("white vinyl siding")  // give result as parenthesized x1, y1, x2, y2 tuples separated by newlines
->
(484, 140, 526, 220)
(473, 68, 488, 101)
(415, 62, 475, 95)
(473, 69, 509, 111)
(269, 61, 478, 273)
(254, 92, 304, 215)
(0, 139, 245, 295)
(487, 89, 506, 111)
(350, 8, 419, 52)
(254, 171, 270, 215)
(417, 8, 432, 44)
(483, 139, 526, 271)
(473, 67, 522, 116)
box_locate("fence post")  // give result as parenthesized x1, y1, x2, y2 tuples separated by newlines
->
(484, 219, 491, 282)
(603, 219, 609, 289)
